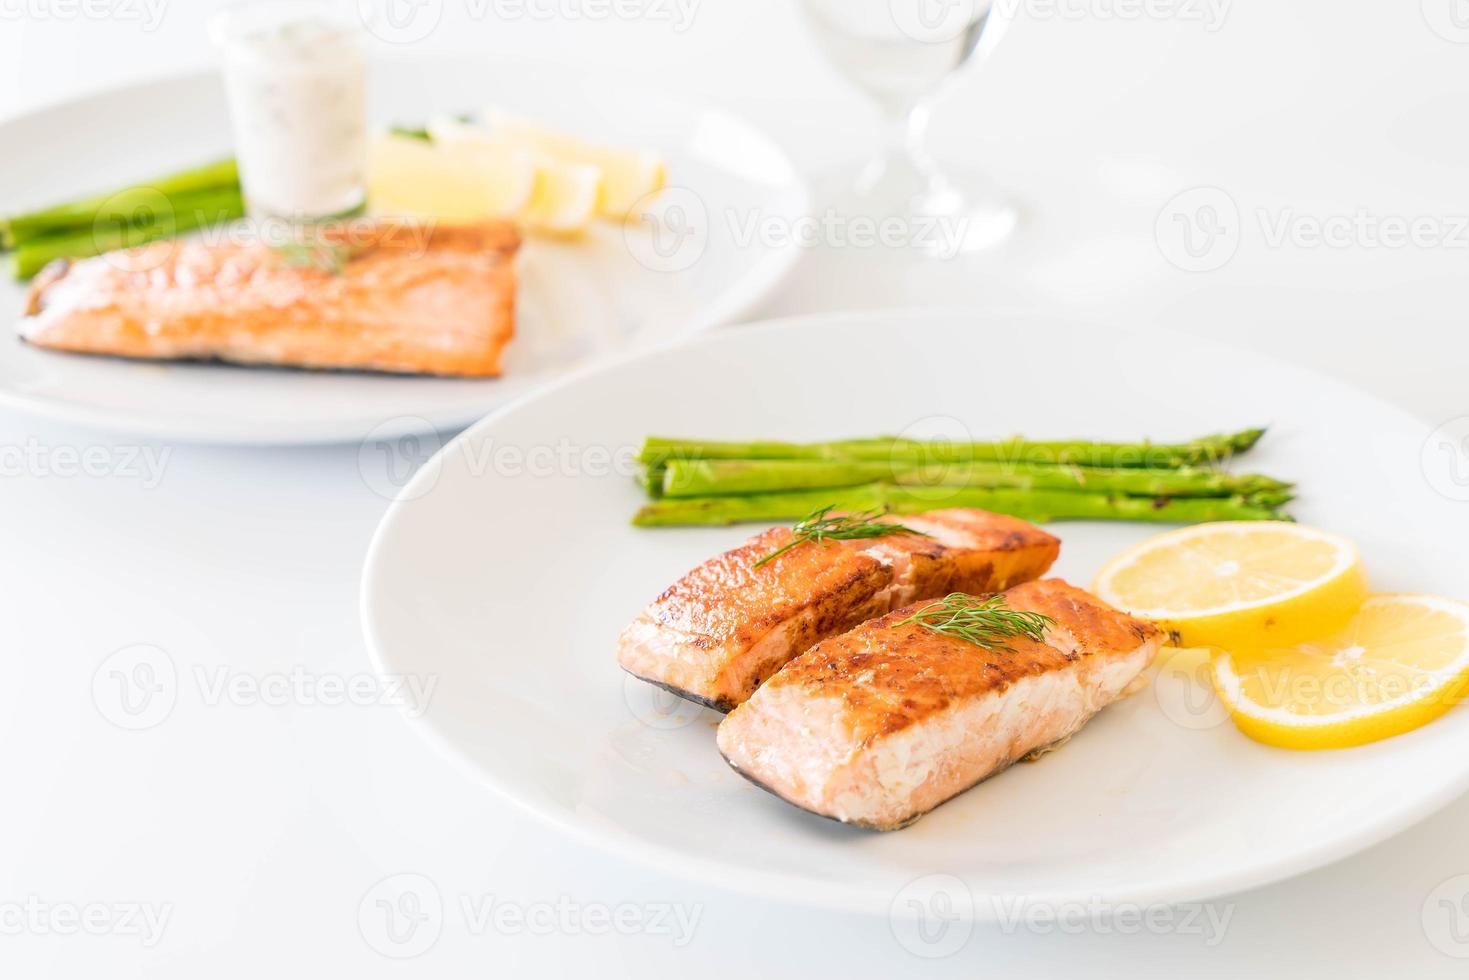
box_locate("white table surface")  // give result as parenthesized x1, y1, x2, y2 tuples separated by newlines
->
(3, 2, 1469, 975)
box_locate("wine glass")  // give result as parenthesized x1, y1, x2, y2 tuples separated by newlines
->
(799, 0, 1014, 254)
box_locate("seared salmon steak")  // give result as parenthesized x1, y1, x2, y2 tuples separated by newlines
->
(717, 579, 1162, 830)
(19, 220, 519, 377)
(617, 509, 1059, 711)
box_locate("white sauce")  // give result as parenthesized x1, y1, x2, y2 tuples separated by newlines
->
(216, 15, 367, 220)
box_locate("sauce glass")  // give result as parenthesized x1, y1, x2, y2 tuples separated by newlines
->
(211, 0, 369, 222)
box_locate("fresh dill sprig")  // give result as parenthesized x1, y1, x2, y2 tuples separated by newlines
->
(895, 593, 1055, 651)
(272, 241, 360, 275)
(752, 506, 928, 568)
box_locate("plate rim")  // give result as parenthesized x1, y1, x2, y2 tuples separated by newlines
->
(0, 64, 811, 446)
(361, 307, 1469, 916)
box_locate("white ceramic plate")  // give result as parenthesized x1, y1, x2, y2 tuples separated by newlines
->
(361, 310, 1469, 916)
(0, 59, 807, 444)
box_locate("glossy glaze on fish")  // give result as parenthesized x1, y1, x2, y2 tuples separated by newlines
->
(716, 579, 1162, 830)
(617, 509, 1060, 711)
(20, 221, 519, 377)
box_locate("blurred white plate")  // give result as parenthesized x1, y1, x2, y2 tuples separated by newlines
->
(361, 310, 1468, 916)
(0, 59, 807, 444)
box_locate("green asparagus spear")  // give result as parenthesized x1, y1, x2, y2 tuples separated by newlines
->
(1241, 489, 1295, 509)
(638, 429, 1266, 472)
(2, 159, 239, 249)
(11, 186, 246, 280)
(632, 485, 1290, 528)
(660, 457, 1292, 500)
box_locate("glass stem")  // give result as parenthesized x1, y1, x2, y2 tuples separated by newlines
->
(856, 96, 943, 205)
(904, 97, 943, 192)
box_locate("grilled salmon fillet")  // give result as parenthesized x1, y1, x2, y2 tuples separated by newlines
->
(19, 220, 519, 377)
(717, 579, 1162, 830)
(617, 509, 1059, 711)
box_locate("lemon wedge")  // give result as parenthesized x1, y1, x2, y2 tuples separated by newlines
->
(484, 109, 666, 220)
(367, 133, 535, 220)
(1210, 594, 1469, 749)
(428, 117, 603, 235)
(1093, 521, 1367, 650)
(517, 159, 603, 236)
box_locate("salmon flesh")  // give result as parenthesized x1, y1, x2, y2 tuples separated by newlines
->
(19, 221, 519, 378)
(617, 509, 1060, 711)
(716, 579, 1163, 830)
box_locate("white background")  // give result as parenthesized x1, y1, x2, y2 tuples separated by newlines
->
(2, 0, 1469, 975)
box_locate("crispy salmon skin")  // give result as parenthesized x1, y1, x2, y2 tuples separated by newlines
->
(617, 509, 1060, 711)
(19, 220, 519, 377)
(717, 579, 1163, 830)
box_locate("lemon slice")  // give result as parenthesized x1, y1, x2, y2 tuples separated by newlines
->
(427, 117, 603, 235)
(1210, 595, 1469, 749)
(367, 133, 535, 220)
(435, 141, 537, 216)
(484, 109, 666, 220)
(517, 160, 603, 236)
(1093, 522, 1367, 649)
